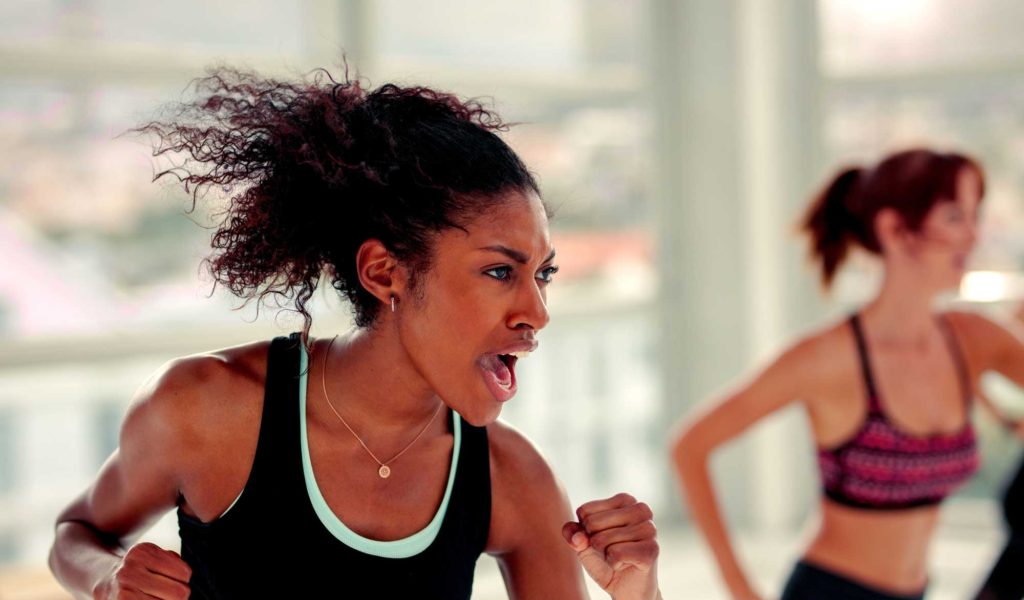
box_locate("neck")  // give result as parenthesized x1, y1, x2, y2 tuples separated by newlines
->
(861, 264, 941, 344)
(318, 325, 444, 433)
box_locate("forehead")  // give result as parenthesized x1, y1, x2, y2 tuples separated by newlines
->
(443, 190, 551, 254)
(954, 167, 983, 209)
(957, 167, 982, 193)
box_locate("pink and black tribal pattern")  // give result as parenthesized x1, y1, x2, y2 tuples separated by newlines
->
(818, 313, 980, 510)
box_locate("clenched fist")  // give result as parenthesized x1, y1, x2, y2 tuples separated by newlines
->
(563, 493, 661, 600)
(94, 542, 191, 600)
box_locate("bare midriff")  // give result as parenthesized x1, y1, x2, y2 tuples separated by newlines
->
(802, 498, 940, 595)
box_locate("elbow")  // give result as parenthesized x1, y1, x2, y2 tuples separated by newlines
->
(669, 422, 709, 472)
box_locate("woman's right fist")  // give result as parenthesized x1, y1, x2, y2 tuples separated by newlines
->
(95, 542, 191, 600)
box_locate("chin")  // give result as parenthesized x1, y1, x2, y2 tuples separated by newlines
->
(456, 401, 503, 428)
(460, 413, 497, 428)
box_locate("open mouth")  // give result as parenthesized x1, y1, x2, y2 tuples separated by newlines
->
(478, 351, 528, 403)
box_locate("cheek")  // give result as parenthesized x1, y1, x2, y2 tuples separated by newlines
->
(404, 291, 484, 367)
(919, 221, 957, 245)
(430, 297, 487, 342)
(436, 280, 507, 331)
(401, 310, 477, 398)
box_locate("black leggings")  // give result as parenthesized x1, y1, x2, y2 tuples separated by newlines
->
(974, 454, 1024, 600)
(781, 562, 925, 600)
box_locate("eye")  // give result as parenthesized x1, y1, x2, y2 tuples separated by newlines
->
(537, 265, 559, 284)
(484, 266, 513, 281)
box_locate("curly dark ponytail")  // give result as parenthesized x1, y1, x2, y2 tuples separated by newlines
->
(133, 66, 540, 332)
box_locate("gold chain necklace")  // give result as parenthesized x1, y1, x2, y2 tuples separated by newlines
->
(320, 335, 443, 479)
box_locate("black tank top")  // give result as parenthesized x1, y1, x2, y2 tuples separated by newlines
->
(178, 333, 491, 599)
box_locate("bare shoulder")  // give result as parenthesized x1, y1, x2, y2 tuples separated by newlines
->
(120, 339, 272, 480)
(943, 308, 1022, 367)
(127, 341, 269, 435)
(58, 338, 279, 532)
(486, 420, 572, 554)
(786, 321, 845, 359)
(763, 318, 854, 387)
(944, 308, 1011, 338)
(486, 420, 564, 498)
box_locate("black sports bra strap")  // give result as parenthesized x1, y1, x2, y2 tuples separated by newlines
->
(937, 314, 972, 405)
(849, 313, 880, 404)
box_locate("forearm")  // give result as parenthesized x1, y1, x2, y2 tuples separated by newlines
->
(50, 521, 124, 600)
(675, 449, 757, 598)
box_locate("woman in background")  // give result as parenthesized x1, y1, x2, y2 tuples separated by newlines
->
(672, 148, 1024, 600)
(48, 67, 661, 600)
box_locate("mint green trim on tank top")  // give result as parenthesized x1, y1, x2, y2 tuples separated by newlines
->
(298, 341, 462, 559)
(217, 490, 243, 520)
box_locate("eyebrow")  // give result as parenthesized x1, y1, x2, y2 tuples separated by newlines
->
(479, 245, 557, 264)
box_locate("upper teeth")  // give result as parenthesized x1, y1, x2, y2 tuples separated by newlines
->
(509, 351, 530, 359)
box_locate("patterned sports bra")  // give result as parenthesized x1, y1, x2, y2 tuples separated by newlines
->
(817, 313, 980, 510)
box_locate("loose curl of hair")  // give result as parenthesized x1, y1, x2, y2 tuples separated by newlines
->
(133, 66, 540, 334)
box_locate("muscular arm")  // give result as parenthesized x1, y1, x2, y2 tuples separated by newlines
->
(487, 421, 589, 599)
(486, 422, 660, 600)
(670, 336, 821, 599)
(49, 357, 218, 599)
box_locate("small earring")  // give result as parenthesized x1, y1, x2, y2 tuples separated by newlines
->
(390, 295, 396, 313)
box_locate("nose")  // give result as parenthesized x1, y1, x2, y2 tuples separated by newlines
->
(508, 279, 550, 332)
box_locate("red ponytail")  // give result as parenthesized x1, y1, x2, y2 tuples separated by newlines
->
(801, 167, 862, 288)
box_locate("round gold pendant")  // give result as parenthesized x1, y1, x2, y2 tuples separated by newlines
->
(378, 465, 391, 479)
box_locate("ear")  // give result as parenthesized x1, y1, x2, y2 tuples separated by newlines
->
(355, 239, 409, 306)
(875, 207, 909, 250)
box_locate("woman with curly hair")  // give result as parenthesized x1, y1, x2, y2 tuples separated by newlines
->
(48, 67, 661, 600)
(671, 148, 1024, 600)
